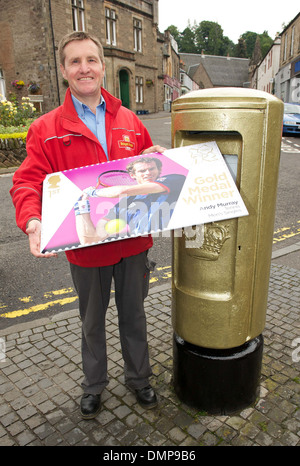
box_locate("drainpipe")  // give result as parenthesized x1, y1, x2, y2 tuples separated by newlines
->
(49, 0, 61, 105)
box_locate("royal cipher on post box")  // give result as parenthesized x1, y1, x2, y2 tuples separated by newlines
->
(171, 88, 283, 414)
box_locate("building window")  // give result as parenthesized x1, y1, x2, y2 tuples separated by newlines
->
(164, 84, 172, 103)
(268, 50, 272, 69)
(133, 19, 142, 52)
(283, 33, 288, 61)
(290, 26, 295, 57)
(0, 69, 6, 100)
(106, 7, 116, 46)
(102, 70, 107, 90)
(72, 0, 85, 31)
(135, 77, 143, 103)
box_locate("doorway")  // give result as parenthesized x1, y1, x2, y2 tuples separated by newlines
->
(119, 69, 130, 109)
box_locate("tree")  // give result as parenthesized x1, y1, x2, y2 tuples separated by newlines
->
(166, 25, 181, 45)
(164, 22, 274, 59)
(194, 21, 224, 55)
(259, 31, 273, 58)
(179, 26, 198, 53)
(240, 31, 258, 58)
(221, 36, 236, 57)
(240, 31, 273, 59)
(235, 37, 248, 58)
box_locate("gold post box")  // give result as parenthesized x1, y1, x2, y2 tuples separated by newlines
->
(171, 88, 283, 414)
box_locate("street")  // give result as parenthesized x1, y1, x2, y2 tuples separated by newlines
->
(0, 114, 299, 330)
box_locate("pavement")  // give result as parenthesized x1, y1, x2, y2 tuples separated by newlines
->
(0, 242, 299, 448)
(0, 134, 299, 449)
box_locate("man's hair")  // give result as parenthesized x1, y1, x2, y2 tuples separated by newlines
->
(58, 31, 105, 66)
(126, 157, 163, 174)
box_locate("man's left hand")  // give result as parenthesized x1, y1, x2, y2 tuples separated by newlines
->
(142, 145, 167, 155)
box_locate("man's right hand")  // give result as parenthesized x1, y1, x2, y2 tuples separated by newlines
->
(26, 219, 57, 258)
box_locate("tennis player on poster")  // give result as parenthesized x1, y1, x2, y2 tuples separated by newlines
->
(74, 156, 186, 244)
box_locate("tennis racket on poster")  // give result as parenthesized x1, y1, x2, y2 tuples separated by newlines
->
(95, 169, 137, 188)
(78, 169, 138, 202)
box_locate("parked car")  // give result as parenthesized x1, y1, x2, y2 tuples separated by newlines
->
(283, 103, 300, 136)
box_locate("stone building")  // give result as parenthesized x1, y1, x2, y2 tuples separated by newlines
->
(250, 36, 281, 94)
(160, 31, 181, 110)
(0, 0, 180, 114)
(274, 12, 300, 103)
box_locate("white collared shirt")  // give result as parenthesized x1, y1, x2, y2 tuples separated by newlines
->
(71, 93, 108, 160)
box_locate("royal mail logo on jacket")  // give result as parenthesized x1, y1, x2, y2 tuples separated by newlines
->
(118, 134, 135, 151)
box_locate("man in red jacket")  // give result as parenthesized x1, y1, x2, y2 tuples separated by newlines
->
(10, 31, 165, 419)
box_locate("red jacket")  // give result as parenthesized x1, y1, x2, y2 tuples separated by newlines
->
(10, 88, 153, 267)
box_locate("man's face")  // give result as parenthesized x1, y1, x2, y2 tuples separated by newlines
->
(60, 39, 105, 103)
(131, 161, 161, 184)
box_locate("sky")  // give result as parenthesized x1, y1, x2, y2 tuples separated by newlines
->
(158, 0, 300, 43)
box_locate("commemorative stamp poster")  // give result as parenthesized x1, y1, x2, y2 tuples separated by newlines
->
(40, 142, 248, 253)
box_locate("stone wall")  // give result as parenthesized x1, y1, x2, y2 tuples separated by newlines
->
(0, 138, 27, 168)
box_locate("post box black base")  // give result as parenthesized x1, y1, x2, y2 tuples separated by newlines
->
(173, 333, 263, 415)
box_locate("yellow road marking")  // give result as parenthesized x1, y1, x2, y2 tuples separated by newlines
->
(274, 227, 291, 234)
(0, 297, 78, 319)
(0, 287, 80, 318)
(19, 296, 32, 303)
(43, 288, 74, 298)
(273, 222, 300, 243)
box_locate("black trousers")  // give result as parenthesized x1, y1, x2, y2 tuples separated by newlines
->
(70, 251, 154, 395)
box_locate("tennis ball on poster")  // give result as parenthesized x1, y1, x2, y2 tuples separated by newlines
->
(105, 219, 127, 235)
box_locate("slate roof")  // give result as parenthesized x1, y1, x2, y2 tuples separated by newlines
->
(180, 53, 250, 87)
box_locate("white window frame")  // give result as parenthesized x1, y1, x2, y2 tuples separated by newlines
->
(290, 26, 295, 57)
(105, 7, 117, 46)
(135, 77, 144, 103)
(0, 69, 6, 100)
(133, 18, 142, 52)
(164, 84, 172, 103)
(283, 33, 288, 61)
(72, 0, 85, 31)
(102, 69, 107, 90)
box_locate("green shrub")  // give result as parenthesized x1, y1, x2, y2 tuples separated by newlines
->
(0, 96, 37, 127)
